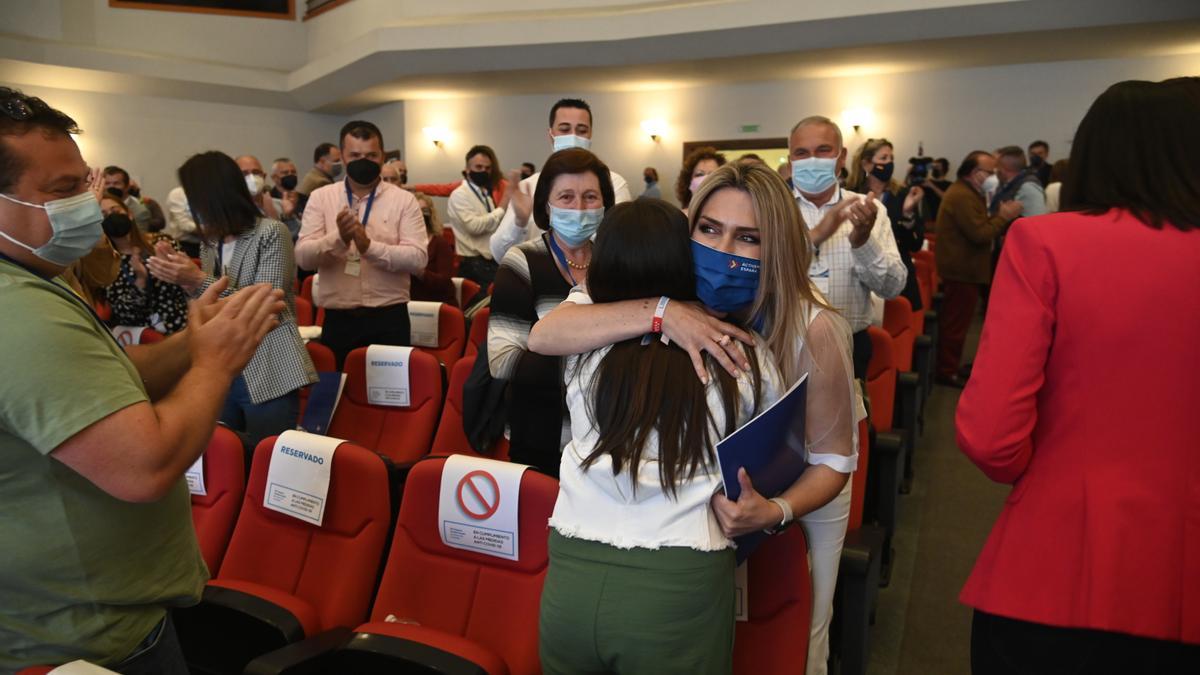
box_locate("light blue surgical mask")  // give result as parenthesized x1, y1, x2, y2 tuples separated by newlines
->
(548, 205, 603, 246)
(0, 190, 104, 266)
(552, 134, 592, 151)
(791, 157, 838, 195)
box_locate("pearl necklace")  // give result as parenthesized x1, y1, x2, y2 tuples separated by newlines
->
(565, 256, 589, 270)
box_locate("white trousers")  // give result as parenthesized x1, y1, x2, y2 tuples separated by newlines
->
(798, 478, 852, 675)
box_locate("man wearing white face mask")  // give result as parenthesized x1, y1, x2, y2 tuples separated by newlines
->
(0, 87, 285, 671)
(488, 98, 631, 263)
(237, 154, 300, 240)
(933, 150, 1022, 388)
(788, 115, 907, 379)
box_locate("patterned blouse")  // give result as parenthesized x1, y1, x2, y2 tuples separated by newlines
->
(106, 235, 190, 335)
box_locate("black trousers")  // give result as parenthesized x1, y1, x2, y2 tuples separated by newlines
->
(322, 303, 410, 370)
(457, 255, 499, 289)
(851, 328, 873, 380)
(971, 610, 1200, 675)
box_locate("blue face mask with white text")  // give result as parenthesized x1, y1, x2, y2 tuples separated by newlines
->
(691, 240, 760, 314)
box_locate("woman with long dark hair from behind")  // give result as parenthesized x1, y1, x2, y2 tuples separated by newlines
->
(540, 198, 781, 674)
(958, 77, 1200, 673)
(148, 151, 316, 448)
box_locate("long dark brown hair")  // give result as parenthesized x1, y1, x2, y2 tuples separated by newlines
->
(1061, 77, 1199, 231)
(579, 198, 763, 496)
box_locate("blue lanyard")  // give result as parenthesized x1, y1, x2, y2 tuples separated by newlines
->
(545, 232, 578, 286)
(345, 179, 378, 227)
(467, 182, 493, 210)
(0, 251, 125, 351)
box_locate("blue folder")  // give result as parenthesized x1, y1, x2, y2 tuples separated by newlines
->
(716, 373, 808, 563)
(299, 372, 346, 435)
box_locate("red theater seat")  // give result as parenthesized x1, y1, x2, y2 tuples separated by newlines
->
(328, 347, 443, 463)
(453, 276, 481, 308)
(410, 302, 466, 375)
(297, 342, 337, 422)
(465, 306, 490, 358)
(177, 436, 391, 673)
(294, 296, 314, 326)
(733, 525, 813, 675)
(246, 456, 558, 674)
(190, 425, 246, 576)
(431, 355, 510, 460)
(864, 327, 904, 587)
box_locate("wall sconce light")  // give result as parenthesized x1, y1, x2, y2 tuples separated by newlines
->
(841, 108, 873, 134)
(423, 126, 448, 148)
(640, 119, 668, 143)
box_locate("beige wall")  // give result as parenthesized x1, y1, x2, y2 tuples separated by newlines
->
(4, 83, 343, 202)
(402, 51, 1200, 205)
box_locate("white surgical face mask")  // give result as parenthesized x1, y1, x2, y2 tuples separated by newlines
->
(245, 173, 265, 195)
(981, 173, 999, 196)
(0, 190, 104, 267)
(552, 134, 592, 151)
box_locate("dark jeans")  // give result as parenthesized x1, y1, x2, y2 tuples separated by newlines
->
(971, 610, 1200, 675)
(322, 303, 411, 370)
(113, 612, 188, 675)
(851, 328, 873, 380)
(219, 376, 301, 451)
(457, 255, 499, 290)
(937, 280, 980, 378)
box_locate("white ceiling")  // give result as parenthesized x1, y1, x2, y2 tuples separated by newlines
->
(1, 0, 1197, 112)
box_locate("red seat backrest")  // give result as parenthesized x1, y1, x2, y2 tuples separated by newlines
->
(442, 228, 456, 249)
(453, 277, 481, 309)
(140, 328, 165, 344)
(305, 341, 336, 373)
(733, 526, 812, 675)
(297, 342, 338, 421)
(430, 355, 510, 460)
(412, 303, 466, 375)
(912, 250, 938, 293)
(847, 418, 871, 532)
(295, 296, 314, 327)
(300, 274, 314, 302)
(217, 436, 391, 632)
(329, 348, 444, 463)
(369, 457, 557, 675)
(465, 307, 490, 358)
(190, 425, 246, 576)
(882, 297, 915, 373)
(865, 326, 897, 433)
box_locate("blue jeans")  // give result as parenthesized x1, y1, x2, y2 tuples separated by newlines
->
(219, 376, 300, 451)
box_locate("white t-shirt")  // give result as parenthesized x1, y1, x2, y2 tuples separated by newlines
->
(548, 290, 784, 551)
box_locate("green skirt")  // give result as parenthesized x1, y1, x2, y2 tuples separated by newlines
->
(539, 530, 736, 675)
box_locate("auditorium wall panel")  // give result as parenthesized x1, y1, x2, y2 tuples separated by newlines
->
(3, 84, 345, 203)
(402, 51, 1200, 205)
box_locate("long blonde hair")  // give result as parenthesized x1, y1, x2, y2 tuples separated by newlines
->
(688, 161, 835, 384)
(847, 138, 903, 196)
(411, 191, 443, 236)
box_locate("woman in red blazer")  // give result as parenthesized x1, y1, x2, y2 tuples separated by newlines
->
(957, 78, 1200, 674)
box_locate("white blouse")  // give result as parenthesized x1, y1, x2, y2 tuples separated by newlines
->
(549, 291, 785, 552)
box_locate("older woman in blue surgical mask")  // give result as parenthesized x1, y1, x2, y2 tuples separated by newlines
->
(487, 148, 615, 477)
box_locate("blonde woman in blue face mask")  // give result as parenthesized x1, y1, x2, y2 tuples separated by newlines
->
(486, 148, 616, 477)
(529, 161, 864, 675)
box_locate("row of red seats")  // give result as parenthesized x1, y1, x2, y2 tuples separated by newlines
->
(181, 434, 815, 674)
(834, 244, 941, 675)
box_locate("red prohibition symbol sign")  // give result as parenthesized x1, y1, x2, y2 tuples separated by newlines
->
(456, 470, 500, 520)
